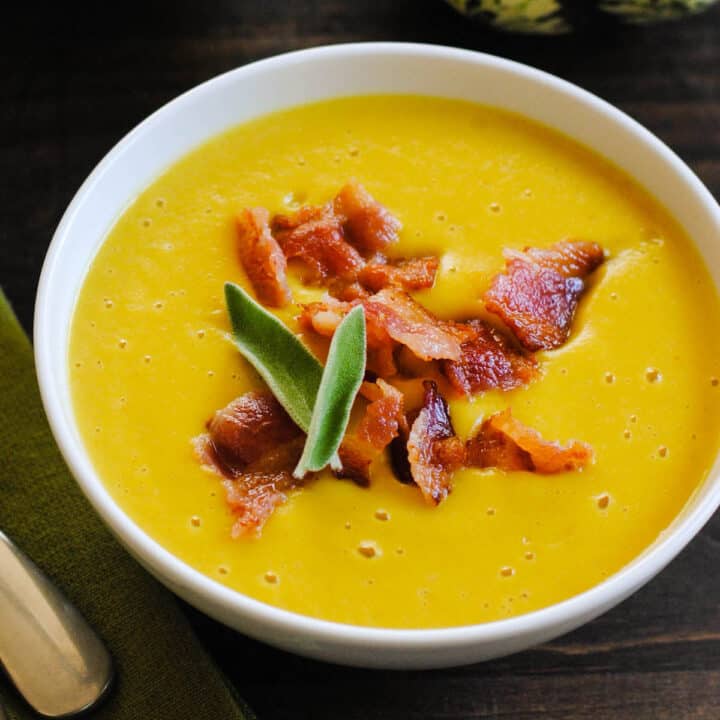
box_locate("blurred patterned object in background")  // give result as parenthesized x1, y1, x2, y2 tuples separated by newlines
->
(446, 0, 719, 33)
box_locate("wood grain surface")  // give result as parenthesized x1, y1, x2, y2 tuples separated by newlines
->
(2, 2, 719, 717)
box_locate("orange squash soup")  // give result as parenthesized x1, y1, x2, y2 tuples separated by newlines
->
(69, 96, 720, 628)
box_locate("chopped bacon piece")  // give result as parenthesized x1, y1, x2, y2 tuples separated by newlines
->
(442, 319, 539, 396)
(358, 256, 439, 292)
(484, 240, 605, 351)
(463, 416, 533, 472)
(272, 203, 365, 283)
(300, 288, 467, 376)
(300, 297, 347, 336)
(486, 262, 580, 351)
(520, 240, 605, 278)
(466, 408, 593, 473)
(356, 379, 407, 450)
(336, 380, 406, 485)
(393, 380, 465, 504)
(194, 392, 305, 536)
(203, 392, 302, 474)
(336, 441, 373, 487)
(366, 288, 467, 362)
(222, 470, 300, 539)
(334, 180, 401, 252)
(235, 208, 291, 307)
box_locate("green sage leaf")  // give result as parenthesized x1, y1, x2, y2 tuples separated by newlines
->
(294, 305, 367, 479)
(224, 282, 323, 432)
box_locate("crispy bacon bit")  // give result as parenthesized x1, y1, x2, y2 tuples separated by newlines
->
(203, 392, 302, 473)
(486, 261, 580, 351)
(401, 380, 465, 505)
(484, 240, 605, 351)
(358, 256, 439, 292)
(334, 180, 401, 252)
(272, 203, 365, 283)
(356, 379, 407, 450)
(300, 288, 466, 376)
(366, 288, 467, 362)
(520, 240, 605, 278)
(466, 408, 593, 473)
(464, 416, 533, 472)
(442, 319, 539, 396)
(194, 392, 305, 536)
(336, 441, 373, 487)
(336, 380, 406, 485)
(236, 208, 291, 307)
(222, 469, 300, 539)
(299, 297, 347, 336)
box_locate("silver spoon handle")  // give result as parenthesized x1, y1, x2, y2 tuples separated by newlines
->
(0, 530, 113, 717)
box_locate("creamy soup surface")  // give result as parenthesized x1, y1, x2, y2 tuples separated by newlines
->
(70, 96, 720, 628)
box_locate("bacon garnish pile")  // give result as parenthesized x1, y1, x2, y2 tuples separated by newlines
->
(465, 408, 594, 473)
(484, 240, 605, 351)
(196, 381, 406, 533)
(441, 319, 539, 397)
(194, 392, 305, 537)
(206, 185, 606, 536)
(235, 181, 409, 305)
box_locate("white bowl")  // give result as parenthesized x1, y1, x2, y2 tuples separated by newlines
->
(35, 43, 720, 669)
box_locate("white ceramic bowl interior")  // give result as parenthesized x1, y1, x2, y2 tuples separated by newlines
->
(35, 43, 720, 669)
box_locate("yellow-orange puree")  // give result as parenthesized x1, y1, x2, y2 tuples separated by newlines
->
(70, 96, 720, 627)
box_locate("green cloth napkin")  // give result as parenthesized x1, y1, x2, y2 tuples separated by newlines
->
(0, 290, 254, 720)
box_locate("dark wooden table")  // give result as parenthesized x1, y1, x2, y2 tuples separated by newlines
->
(3, 2, 719, 717)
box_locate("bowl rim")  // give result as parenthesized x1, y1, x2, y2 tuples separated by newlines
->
(34, 41, 720, 651)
